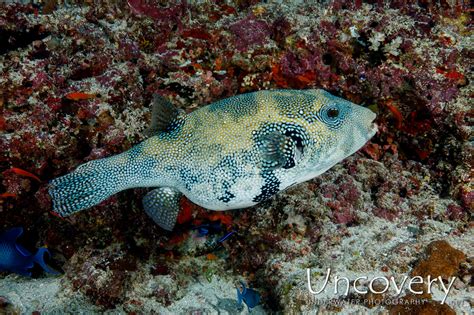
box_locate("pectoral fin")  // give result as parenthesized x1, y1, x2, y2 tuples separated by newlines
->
(142, 187, 182, 231)
(258, 132, 300, 170)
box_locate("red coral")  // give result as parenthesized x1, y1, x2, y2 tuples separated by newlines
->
(208, 212, 233, 227)
(271, 64, 289, 88)
(436, 67, 466, 83)
(446, 204, 465, 221)
(331, 206, 358, 225)
(320, 177, 361, 225)
(34, 185, 52, 210)
(64, 92, 96, 101)
(373, 207, 399, 221)
(177, 197, 193, 224)
(181, 28, 212, 41)
(208, 4, 236, 22)
(459, 187, 473, 211)
(0, 116, 5, 131)
(65, 247, 137, 308)
(127, 0, 186, 25)
(271, 16, 292, 46)
(362, 143, 382, 161)
(278, 51, 317, 88)
(167, 232, 189, 245)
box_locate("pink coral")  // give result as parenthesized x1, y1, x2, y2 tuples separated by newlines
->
(230, 16, 271, 51)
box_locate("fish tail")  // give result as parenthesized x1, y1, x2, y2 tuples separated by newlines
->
(33, 248, 59, 275)
(49, 153, 132, 216)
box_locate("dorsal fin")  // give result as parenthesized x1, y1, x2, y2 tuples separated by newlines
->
(146, 94, 183, 136)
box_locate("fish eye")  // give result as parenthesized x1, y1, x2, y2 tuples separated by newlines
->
(319, 104, 344, 128)
(327, 107, 339, 118)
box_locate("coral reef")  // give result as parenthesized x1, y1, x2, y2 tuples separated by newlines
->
(411, 240, 466, 280)
(0, 0, 472, 313)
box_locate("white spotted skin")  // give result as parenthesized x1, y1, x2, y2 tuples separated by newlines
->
(127, 89, 377, 210)
(49, 89, 376, 215)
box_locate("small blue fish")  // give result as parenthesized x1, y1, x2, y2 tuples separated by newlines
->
(218, 231, 235, 243)
(237, 281, 260, 310)
(192, 221, 222, 237)
(0, 227, 59, 276)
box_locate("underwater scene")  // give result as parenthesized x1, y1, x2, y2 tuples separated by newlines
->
(0, 0, 472, 314)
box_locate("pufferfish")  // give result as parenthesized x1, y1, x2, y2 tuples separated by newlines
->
(49, 89, 377, 230)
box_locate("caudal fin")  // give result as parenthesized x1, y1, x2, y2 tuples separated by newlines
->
(49, 156, 127, 217)
(33, 248, 60, 275)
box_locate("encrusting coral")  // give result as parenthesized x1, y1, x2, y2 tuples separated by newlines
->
(0, 1, 472, 313)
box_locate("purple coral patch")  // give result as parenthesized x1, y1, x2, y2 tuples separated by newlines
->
(230, 16, 271, 51)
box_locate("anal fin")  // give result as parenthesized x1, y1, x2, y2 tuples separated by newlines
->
(142, 187, 182, 231)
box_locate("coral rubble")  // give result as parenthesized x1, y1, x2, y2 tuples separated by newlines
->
(0, 1, 472, 313)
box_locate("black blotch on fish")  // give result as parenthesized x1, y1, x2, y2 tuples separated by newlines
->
(283, 129, 305, 169)
(218, 181, 235, 203)
(253, 170, 280, 203)
(215, 157, 239, 203)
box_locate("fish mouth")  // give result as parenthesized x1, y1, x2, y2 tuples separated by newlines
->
(365, 122, 378, 141)
(366, 111, 378, 137)
(341, 121, 377, 157)
(370, 122, 378, 134)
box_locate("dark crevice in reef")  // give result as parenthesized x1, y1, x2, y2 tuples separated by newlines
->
(161, 82, 195, 99)
(69, 62, 109, 81)
(351, 32, 387, 67)
(0, 25, 50, 55)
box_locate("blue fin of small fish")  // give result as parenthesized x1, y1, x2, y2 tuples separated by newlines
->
(236, 281, 260, 310)
(218, 231, 235, 243)
(192, 221, 223, 237)
(33, 247, 59, 275)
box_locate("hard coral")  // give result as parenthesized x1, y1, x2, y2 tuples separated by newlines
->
(0, 0, 472, 313)
(230, 16, 271, 52)
(411, 240, 466, 280)
(65, 245, 138, 308)
(127, 0, 186, 26)
(319, 175, 362, 225)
